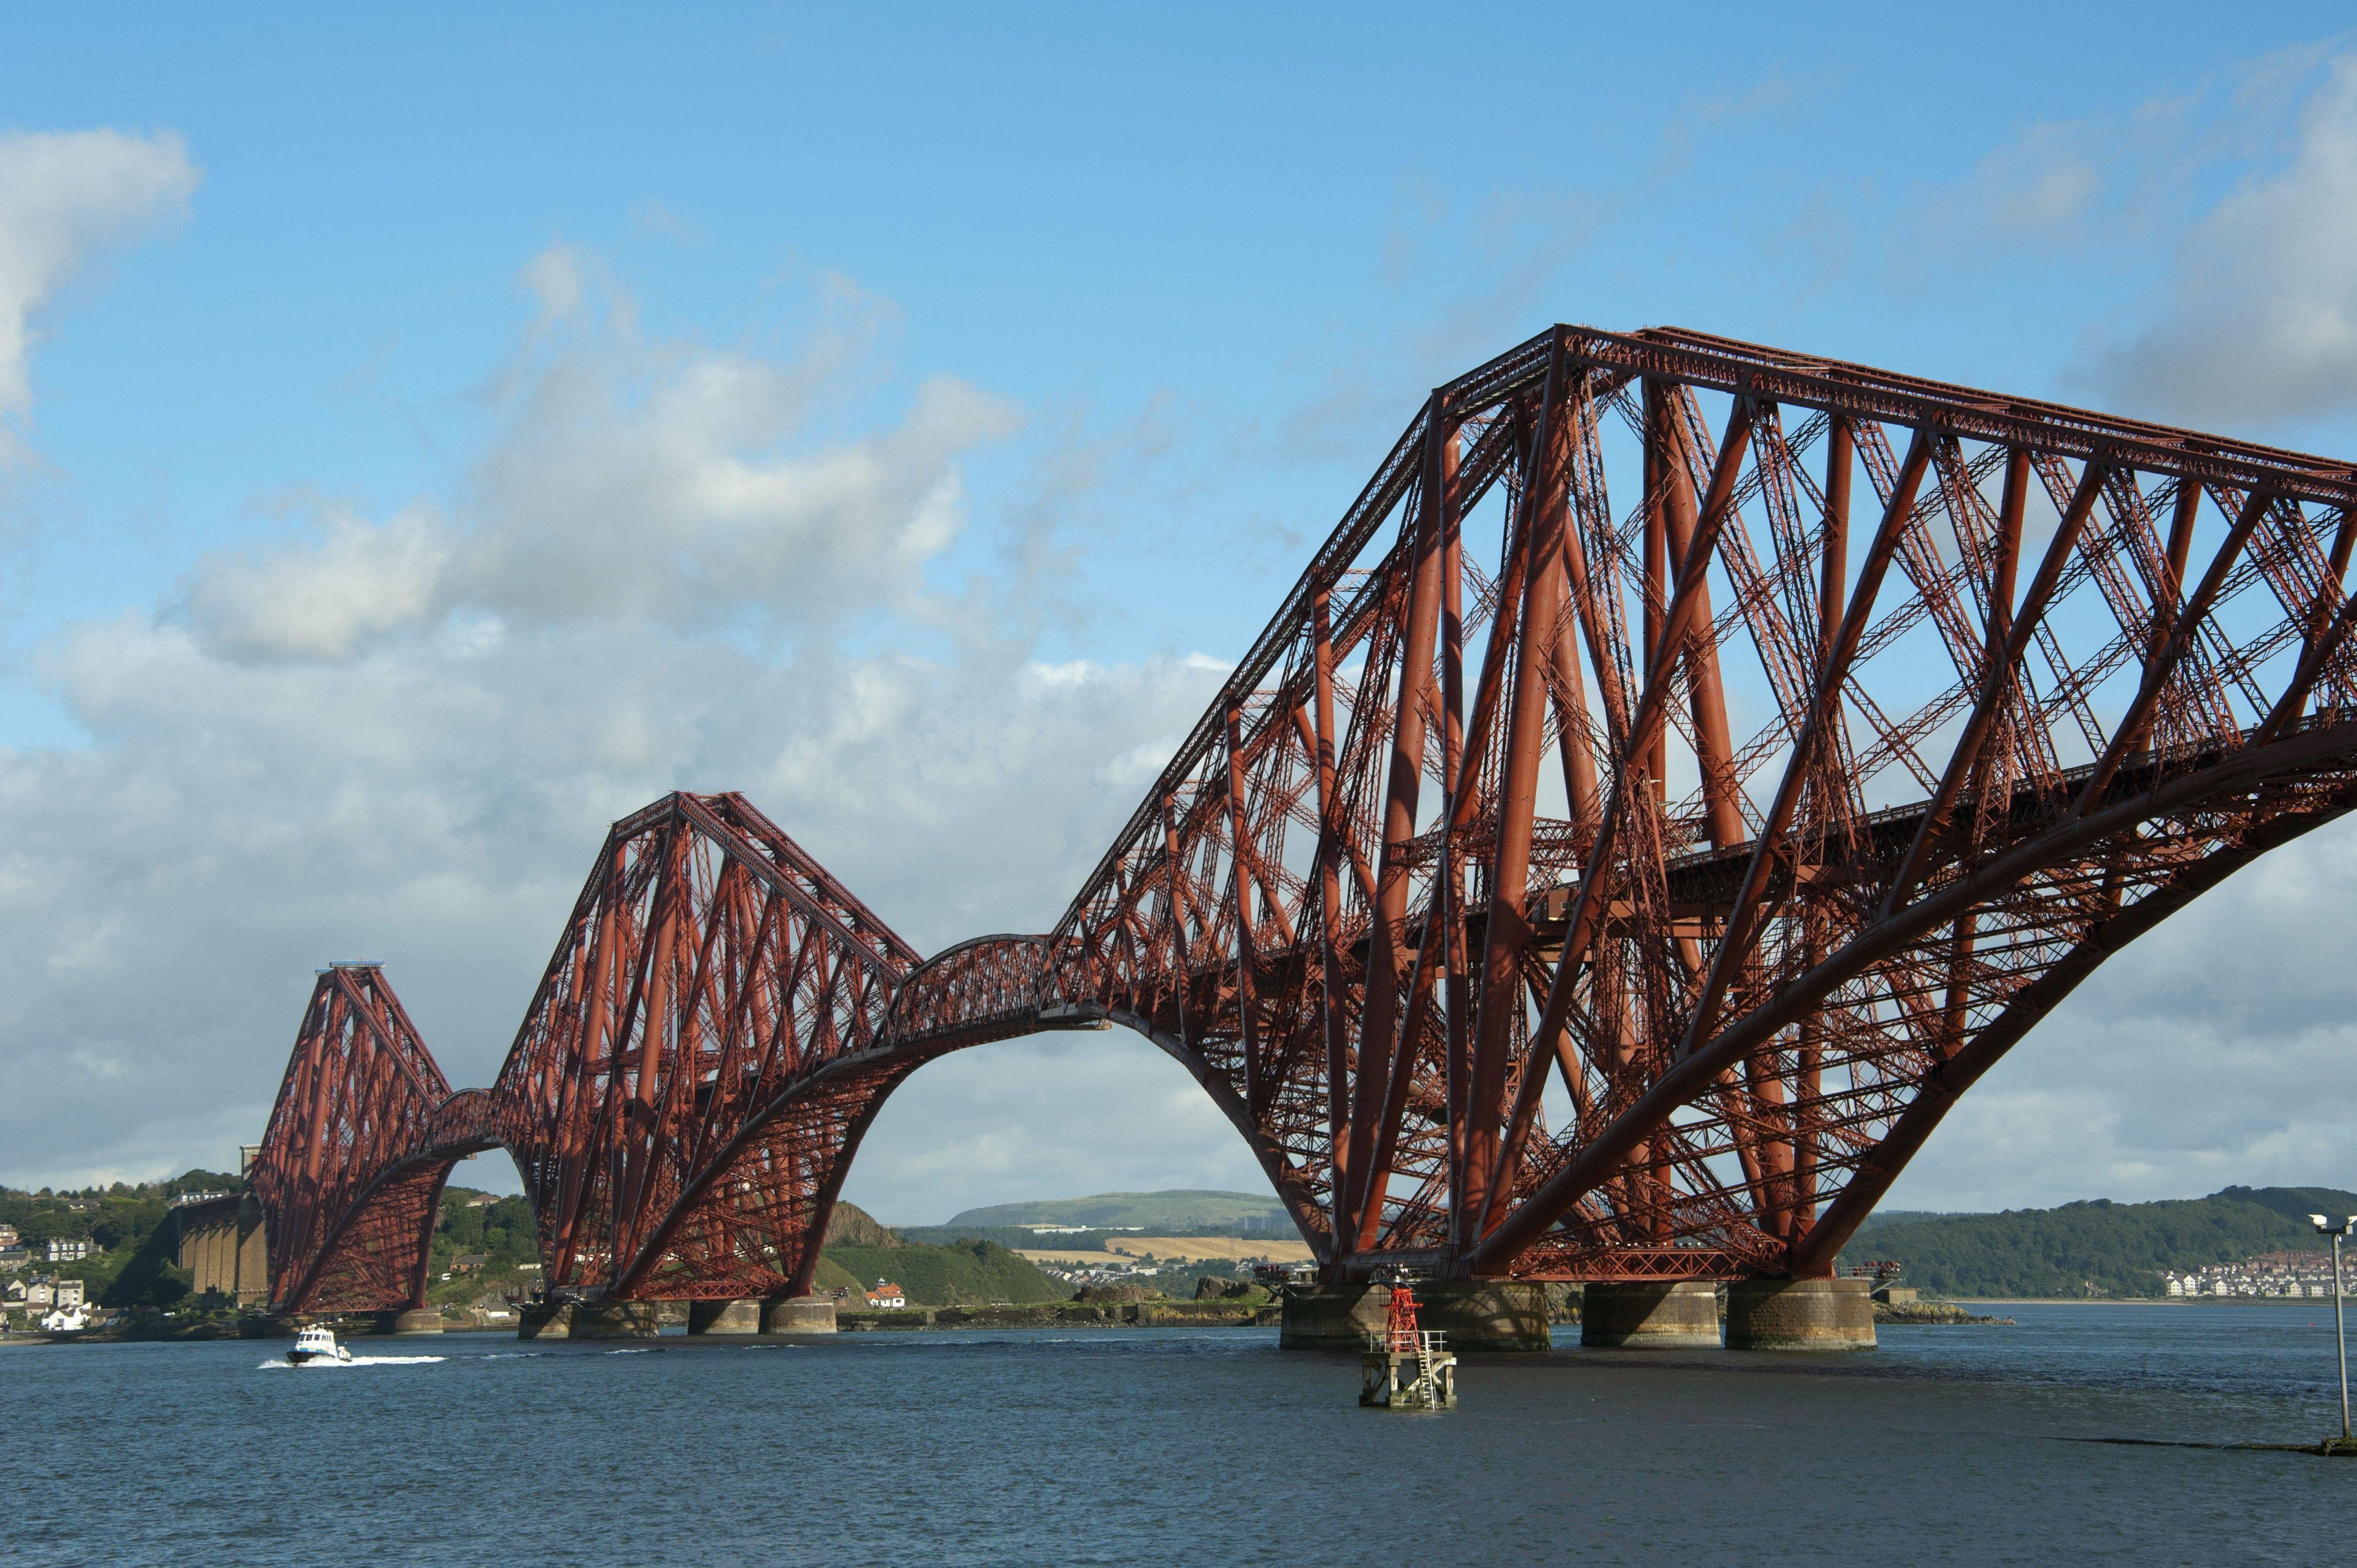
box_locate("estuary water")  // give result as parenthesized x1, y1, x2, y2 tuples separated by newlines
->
(3, 1304, 2352, 1565)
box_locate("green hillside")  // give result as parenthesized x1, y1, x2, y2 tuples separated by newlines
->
(820, 1238, 1062, 1305)
(1839, 1186, 2357, 1298)
(805, 1201, 1061, 1305)
(943, 1189, 1289, 1232)
(0, 1170, 241, 1313)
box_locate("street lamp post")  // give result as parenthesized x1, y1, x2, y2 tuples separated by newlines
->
(2308, 1214, 2355, 1451)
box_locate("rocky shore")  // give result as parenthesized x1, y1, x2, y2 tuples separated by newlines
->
(1875, 1299, 2014, 1325)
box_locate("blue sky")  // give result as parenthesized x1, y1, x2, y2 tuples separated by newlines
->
(5, 5, 2357, 1218)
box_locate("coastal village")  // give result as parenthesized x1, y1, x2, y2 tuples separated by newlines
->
(2165, 1253, 2353, 1299)
(0, 1222, 99, 1333)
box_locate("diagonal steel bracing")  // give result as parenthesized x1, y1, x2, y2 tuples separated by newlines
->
(251, 324, 2357, 1310)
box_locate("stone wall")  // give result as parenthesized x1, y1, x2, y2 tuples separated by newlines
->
(173, 1195, 270, 1307)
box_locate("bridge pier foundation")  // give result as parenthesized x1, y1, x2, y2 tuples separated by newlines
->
(1280, 1281, 1549, 1351)
(572, 1301, 662, 1339)
(1579, 1282, 1721, 1348)
(687, 1298, 762, 1335)
(517, 1302, 574, 1338)
(1724, 1278, 1875, 1351)
(380, 1308, 444, 1335)
(760, 1296, 837, 1334)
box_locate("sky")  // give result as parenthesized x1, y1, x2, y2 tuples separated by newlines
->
(4, 4, 2357, 1221)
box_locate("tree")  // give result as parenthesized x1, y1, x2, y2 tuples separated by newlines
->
(100, 1216, 191, 1310)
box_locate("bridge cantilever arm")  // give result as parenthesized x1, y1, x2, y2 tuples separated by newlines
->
(1672, 426, 1933, 1066)
(1788, 772, 2354, 1275)
(1879, 455, 2113, 919)
(2254, 572, 2357, 744)
(2071, 485, 2273, 814)
(1469, 386, 1758, 1241)
(1466, 715, 2357, 1274)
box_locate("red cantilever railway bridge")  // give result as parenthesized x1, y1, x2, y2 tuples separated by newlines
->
(255, 324, 2357, 1318)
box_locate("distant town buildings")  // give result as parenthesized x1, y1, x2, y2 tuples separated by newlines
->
(17, 1279, 86, 1309)
(0, 1223, 17, 1247)
(865, 1279, 908, 1309)
(2165, 1253, 2349, 1297)
(44, 1238, 93, 1263)
(39, 1304, 89, 1333)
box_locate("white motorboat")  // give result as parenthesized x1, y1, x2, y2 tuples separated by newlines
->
(286, 1324, 353, 1365)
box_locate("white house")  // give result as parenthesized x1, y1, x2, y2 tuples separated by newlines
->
(864, 1279, 908, 1309)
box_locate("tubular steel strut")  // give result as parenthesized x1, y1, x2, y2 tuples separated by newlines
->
(252, 326, 2357, 1309)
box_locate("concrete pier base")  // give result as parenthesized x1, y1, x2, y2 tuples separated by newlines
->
(1412, 1281, 1550, 1350)
(1281, 1281, 1550, 1351)
(1724, 1277, 1875, 1351)
(1278, 1283, 1387, 1349)
(760, 1296, 838, 1334)
(1579, 1282, 1722, 1348)
(570, 1301, 662, 1339)
(687, 1298, 761, 1335)
(383, 1308, 445, 1335)
(517, 1302, 574, 1339)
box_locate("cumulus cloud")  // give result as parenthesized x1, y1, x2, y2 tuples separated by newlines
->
(0, 128, 197, 459)
(183, 251, 1020, 659)
(2077, 54, 2357, 424)
(0, 246, 1226, 1201)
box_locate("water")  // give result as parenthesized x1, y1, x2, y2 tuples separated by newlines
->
(3, 1305, 2352, 1565)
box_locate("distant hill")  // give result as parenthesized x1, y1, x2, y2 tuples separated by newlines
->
(811, 1199, 1059, 1305)
(1853, 1209, 1954, 1232)
(943, 1189, 1290, 1232)
(1840, 1186, 2357, 1298)
(817, 1237, 1062, 1306)
(824, 1201, 902, 1247)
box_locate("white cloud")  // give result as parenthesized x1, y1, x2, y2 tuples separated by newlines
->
(0, 128, 197, 460)
(183, 505, 453, 661)
(182, 250, 1021, 660)
(0, 253, 1229, 1199)
(846, 1035, 1264, 1224)
(2078, 54, 2357, 423)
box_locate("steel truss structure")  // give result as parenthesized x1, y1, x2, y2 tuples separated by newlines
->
(254, 324, 2357, 1312)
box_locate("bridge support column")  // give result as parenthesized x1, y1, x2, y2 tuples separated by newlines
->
(517, 1302, 575, 1339)
(1281, 1281, 1550, 1350)
(1724, 1277, 1875, 1351)
(687, 1298, 761, 1335)
(1279, 1283, 1386, 1349)
(381, 1308, 444, 1335)
(570, 1301, 662, 1339)
(760, 1296, 837, 1334)
(1579, 1282, 1721, 1348)
(1413, 1281, 1550, 1350)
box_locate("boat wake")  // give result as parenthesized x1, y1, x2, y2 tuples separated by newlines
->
(255, 1354, 447, 1370)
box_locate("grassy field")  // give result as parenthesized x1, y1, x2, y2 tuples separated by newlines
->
(1016, 1236, 1316, 1264)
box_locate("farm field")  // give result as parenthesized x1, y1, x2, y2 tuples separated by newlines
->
(1014, 1237, 1316, 1265)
